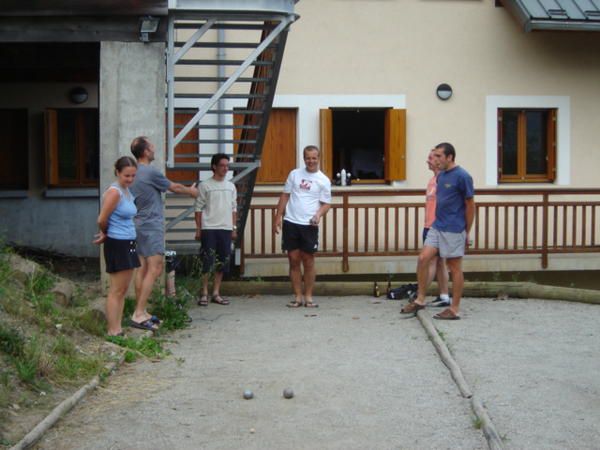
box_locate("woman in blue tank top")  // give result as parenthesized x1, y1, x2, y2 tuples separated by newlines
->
(93, 156, 140, 336)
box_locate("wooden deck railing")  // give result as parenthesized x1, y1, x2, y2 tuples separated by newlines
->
(241, 189, 600, 273)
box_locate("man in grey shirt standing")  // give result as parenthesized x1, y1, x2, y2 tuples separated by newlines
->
(130, 136, 198, 331)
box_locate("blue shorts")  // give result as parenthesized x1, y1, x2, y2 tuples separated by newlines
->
(200, 229, 232, 274)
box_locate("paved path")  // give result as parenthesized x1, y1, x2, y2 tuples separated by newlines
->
(34, 295, 600, 450)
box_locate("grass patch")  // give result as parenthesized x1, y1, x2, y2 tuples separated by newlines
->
(106, 335, 169, 360)
(472, 416, 482, 429)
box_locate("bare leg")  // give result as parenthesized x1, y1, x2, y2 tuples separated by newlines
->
(287, 249, 303, 303)
(301, 251, 316, 304)
(426, 256, 438, 286)
(134, 256, 147, 302)
(436, 258, 449, 296)
(415, 246, 439, 306)
(106, 269, 134, 336)
(446, 257, 463, 314)
(132, 254, 163, 323)
(212, 271, 224, 297)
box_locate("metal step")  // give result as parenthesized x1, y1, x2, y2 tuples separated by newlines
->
(174, 76, 270, 83)
(174, 93, 267, 99)
(179, 139, 257, 144)
(174, 41, 275, 49)
(176, 59, 274, 66)
(170, 152, 257, 159)
(174, 23, 267, 31)
(171, 161, 259, 170)
(174, 124, 260, 130)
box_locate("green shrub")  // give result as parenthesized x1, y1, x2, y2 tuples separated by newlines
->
(0, 324, 25, 358)
(148, 290, 191, 331)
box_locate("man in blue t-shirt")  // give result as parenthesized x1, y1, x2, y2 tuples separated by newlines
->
(402, 142, 475, 320)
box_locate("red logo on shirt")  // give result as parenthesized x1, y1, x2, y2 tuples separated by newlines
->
(299, 179, 312, 190)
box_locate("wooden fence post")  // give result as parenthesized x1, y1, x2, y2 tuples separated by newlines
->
(541, 192, 549, 269)
(342, 193, 349, 272)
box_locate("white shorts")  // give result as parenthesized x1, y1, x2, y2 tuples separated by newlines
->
(424, 227, 466, 259)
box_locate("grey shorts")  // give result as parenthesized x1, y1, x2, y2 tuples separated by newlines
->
(135, 227, 165, 257)
(424, 227, 466, 259)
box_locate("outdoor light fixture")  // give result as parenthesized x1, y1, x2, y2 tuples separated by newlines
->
(69, 86, 88, 104)
(436, 83, 453, 101)
(139, 16, 160, 42)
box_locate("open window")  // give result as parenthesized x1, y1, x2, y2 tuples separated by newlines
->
(45, 108, 99, 187)
(320, 107, 406, 183)
(0, 109, 28, 189)
(497, 108, 556, 183)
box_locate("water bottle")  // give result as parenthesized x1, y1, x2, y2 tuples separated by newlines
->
(341, 168, 347, 186)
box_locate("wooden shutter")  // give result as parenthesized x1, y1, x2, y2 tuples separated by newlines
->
(44, 109, 59, 186)
(256, 108, 297, 183)
(166, 112, 199, 183)
(384, 108, 406, 182)
(319, 108, 333, 179)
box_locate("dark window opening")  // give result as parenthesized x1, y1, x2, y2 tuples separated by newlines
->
(47, 109, 99, 187)
(332, 109, 385, 181)
(0, 109, 28, 189)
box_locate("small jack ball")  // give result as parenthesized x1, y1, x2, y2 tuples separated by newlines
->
(243, 390, 254, 400)
(283, 388, 294, 399)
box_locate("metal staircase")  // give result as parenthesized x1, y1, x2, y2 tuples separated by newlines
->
(164, 1, 298, 256)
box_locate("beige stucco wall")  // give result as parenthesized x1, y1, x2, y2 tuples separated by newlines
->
(272, 0, 600, 189)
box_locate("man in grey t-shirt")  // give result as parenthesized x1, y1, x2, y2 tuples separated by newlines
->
(129, 136, 198, 331)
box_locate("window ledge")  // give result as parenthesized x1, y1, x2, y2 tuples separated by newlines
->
(44, 188, 99, 198)
(0, 190, 28, 199)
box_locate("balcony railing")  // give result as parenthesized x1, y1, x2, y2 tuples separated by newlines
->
(241, 189, 600, 273)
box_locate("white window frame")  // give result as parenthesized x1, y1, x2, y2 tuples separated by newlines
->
(485, 95, 570, 186)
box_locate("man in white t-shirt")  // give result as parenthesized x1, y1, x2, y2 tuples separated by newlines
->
(273, 145, 332, 308)
(194, 153, 237, 306)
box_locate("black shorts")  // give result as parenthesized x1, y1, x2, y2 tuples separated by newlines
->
(200, 229, 232, 274)
(282, 220, 319, 254)
(104, 237, 141, 273)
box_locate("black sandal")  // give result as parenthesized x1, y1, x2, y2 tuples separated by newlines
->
(286, 300, 303, 308)
(211, 295, 230, 305)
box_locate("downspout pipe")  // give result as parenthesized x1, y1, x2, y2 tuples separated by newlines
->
(217, 28, 226, 153)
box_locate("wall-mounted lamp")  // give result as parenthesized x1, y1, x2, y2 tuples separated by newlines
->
(69, 86, 88, 104)
(436, 83, 453, 101)
(139, 16, 160, 42)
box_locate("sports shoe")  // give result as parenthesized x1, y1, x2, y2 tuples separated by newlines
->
(430, 296, 451, 307)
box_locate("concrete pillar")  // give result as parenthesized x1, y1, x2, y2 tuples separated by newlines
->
(99, 41, 166, 291)
(100, 41, 166, 193)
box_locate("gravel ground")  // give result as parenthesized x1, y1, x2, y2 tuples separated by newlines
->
(35, 295, 486, 450)
(32, 294, 600, 450)
(432, 297, 600, 450)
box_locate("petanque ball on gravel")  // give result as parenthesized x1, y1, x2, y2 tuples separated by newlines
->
(283, 388, 294, 399)
(243, 390, 254, 400)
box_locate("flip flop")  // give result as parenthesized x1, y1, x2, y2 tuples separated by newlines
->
(129, 318, 158, 331)
(211, 295, 230, 305)
(433, 308, 461, 320)
(400, 302, 425, 314)
(304, 302, 319, 308)
(286, 300, 303, 308)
